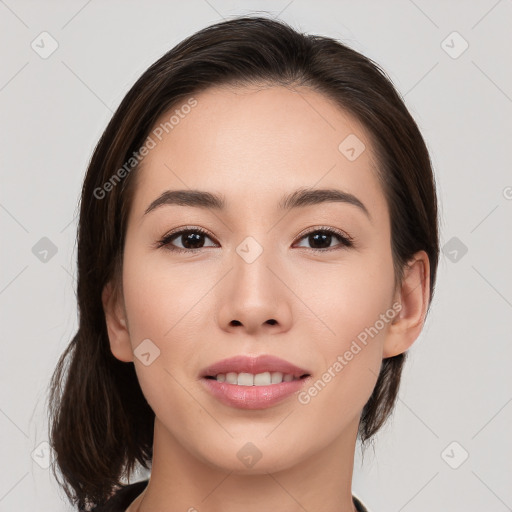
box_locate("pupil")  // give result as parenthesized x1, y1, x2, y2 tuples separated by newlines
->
(310, 232, 330, 249)
(183, 232, 203, 249)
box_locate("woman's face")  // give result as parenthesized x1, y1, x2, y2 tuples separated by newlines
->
(111, 85, 401, 473)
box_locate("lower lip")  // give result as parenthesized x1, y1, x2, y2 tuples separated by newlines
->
(201, 376, 310, 409)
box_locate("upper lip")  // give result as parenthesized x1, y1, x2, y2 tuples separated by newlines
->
(200, 355, 310, 378)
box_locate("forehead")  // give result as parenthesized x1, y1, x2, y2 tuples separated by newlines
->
(129, 85, 387, 224)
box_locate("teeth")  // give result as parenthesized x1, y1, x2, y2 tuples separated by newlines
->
(215, 371, 300, 386)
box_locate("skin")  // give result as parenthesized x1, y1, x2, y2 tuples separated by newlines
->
(102, 85, 430, 512)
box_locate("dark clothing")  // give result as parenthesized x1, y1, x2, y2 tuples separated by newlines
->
(90, 479, 369, 511)
(90, 480, 148, 511)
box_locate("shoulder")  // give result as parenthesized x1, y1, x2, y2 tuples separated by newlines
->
(89, 479, 149, 512)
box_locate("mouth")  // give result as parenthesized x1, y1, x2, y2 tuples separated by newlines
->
(199, 355, 312, 409)
(200, 354, 311, 381)
(203, 371, 310, 386)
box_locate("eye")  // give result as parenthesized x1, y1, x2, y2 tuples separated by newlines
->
(155, 227, 218, 253)
(293, 227, 354, 252)
(155, 225, 354, 254)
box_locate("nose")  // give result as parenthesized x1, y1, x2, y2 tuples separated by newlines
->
(215, 244, 292, 336)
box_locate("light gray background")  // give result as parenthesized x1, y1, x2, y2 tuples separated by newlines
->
(1, 1, 511, 511)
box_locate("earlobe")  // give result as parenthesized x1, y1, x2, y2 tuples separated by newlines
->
(382, 250, 430, 359)
(101, 281, 134, 363)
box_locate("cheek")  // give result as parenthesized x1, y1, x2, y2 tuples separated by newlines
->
(122, 243, 206, 342)
(291, 246, 396, 416)
(120, 242, 221, 409)
(292, 236, 395, 347)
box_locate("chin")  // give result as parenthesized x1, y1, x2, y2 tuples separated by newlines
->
(195, 436, 306, 475)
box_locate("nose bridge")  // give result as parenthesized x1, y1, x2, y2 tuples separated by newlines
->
(231, 233, 277, 303)
(214, 229, 292, 333)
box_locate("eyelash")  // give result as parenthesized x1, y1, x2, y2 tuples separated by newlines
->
(154, 225, 355, 253)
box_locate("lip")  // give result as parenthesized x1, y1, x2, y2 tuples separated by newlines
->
(200, 354, 310, 379)
(199, 355, 311, 410)
(201, 376, 311, 409)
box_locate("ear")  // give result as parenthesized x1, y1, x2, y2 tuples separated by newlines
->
(383, 250, 430, 359)
(102, 280, 134, 362)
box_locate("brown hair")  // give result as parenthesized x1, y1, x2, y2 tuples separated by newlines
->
(47, 14, 439, 511)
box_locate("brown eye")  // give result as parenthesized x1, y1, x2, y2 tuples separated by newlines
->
(156, 226, 354, 254)
(294, 228, 354, 251)
(156, 228, 217, 253)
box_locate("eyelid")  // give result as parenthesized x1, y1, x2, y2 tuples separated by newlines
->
(153, 225, 218, 250)
(293, 225, 354, 244)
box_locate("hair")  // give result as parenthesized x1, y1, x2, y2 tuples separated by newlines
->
(47, 14, 439, 511)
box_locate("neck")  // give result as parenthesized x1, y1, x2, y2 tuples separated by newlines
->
(131, 417, 360, 512)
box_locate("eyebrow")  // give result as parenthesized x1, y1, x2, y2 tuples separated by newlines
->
(143, 187, 371, 221)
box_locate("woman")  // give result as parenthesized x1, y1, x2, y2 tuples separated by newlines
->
(48, 15, 439, 512)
